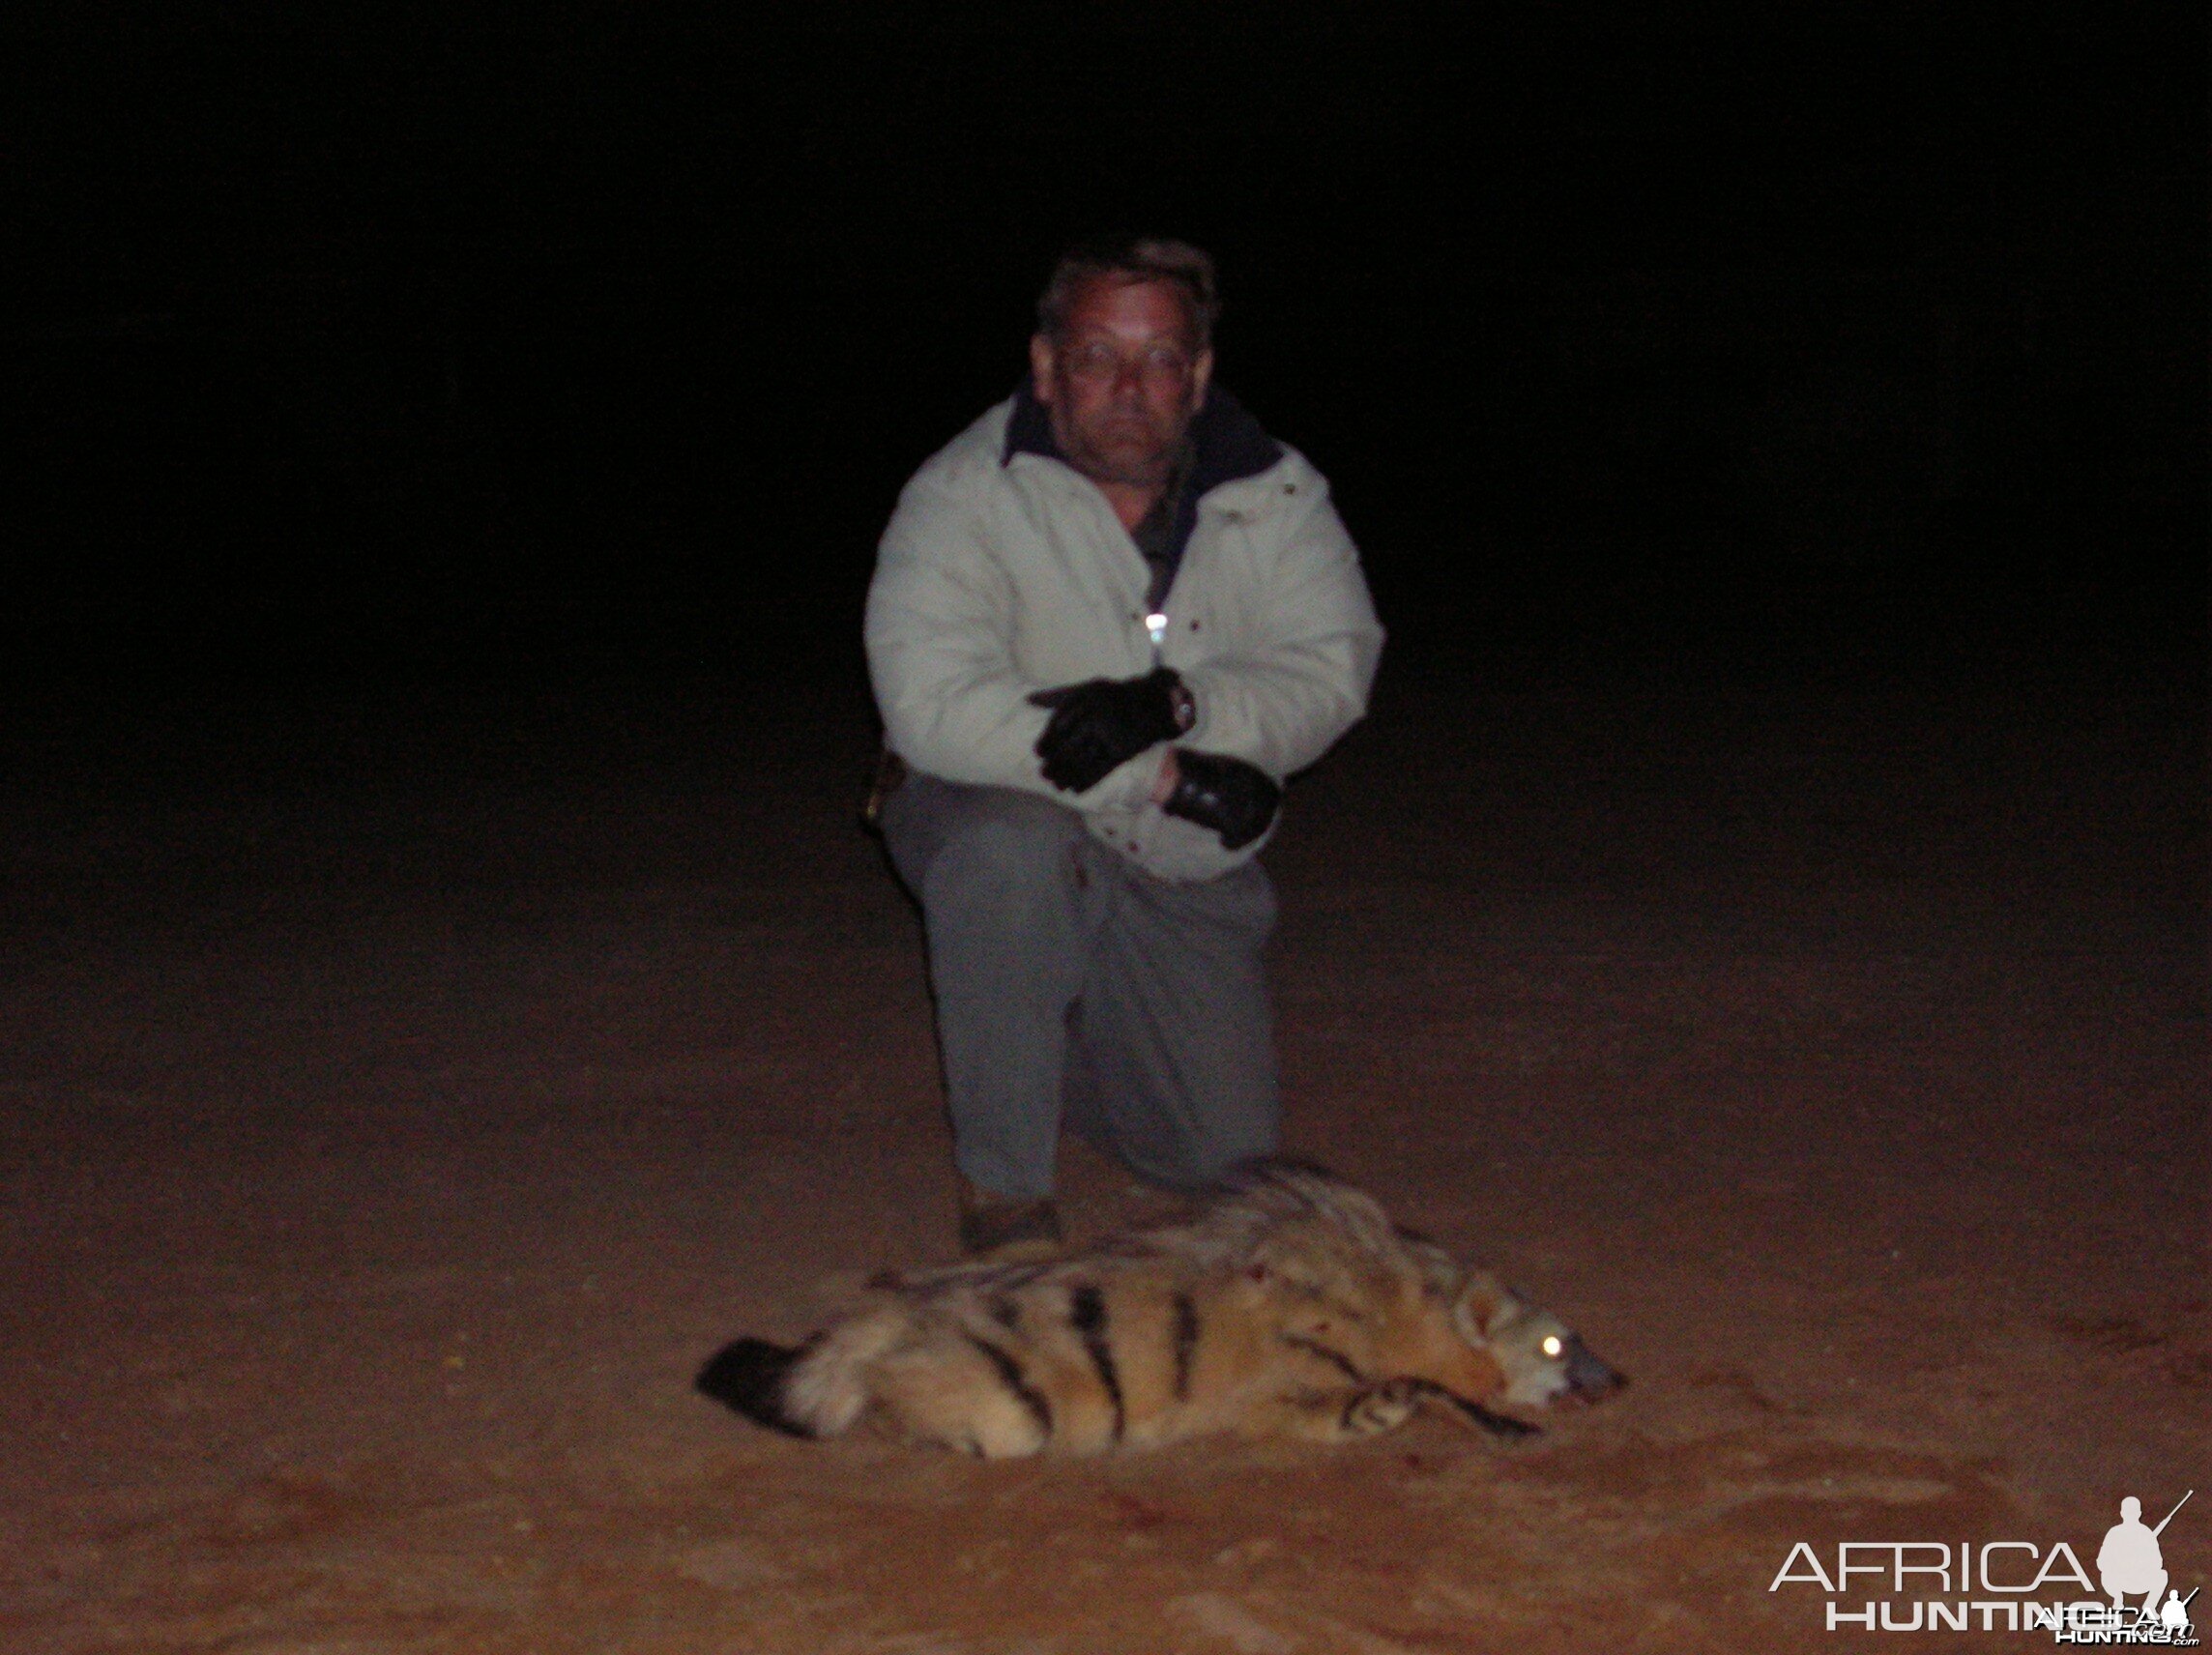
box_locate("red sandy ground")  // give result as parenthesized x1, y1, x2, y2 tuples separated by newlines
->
(0, 671, 2201, 1653)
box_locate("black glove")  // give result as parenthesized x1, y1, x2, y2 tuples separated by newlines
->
(1162, 749, 1281, 850)
(1029, 666, 1189, 794)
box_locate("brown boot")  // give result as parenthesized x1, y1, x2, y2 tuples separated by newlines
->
(957, 1180, 1063, 1261)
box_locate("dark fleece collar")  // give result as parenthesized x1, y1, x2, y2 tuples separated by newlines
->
(1003, 382, 1284, 590)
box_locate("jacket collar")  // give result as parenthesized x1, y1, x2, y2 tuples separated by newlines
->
(1003, 379, 1283, 499)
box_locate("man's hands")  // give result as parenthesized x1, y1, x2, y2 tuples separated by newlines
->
(1030, 669, 1277, 851)
(1029, 666, 1191, 794)
(1162, 749, 1281, 850)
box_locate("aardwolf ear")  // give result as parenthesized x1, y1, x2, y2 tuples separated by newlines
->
(1450, 1269, 1516, 1341)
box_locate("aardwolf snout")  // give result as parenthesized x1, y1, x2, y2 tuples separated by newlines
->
(1562, 1335, 1627, 1403)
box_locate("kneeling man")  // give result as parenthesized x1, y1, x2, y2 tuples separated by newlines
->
(865, 237, 1383, 1255)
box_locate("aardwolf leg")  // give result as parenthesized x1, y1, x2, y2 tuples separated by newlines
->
(1246, 1379, 1422, 1444)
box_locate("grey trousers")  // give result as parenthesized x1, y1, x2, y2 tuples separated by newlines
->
(879, 770, 1279, 1200)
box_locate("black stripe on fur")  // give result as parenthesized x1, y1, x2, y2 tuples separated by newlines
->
(1279, 1333, 1366, 1385)
(1067, 1284, 1124, 1441)
(1171, 1292, 1200, 1401)
(694, 1337, 818, 1439)
(964, 1332, 1054, 1442)
(1410, 1379, 1541, 1440)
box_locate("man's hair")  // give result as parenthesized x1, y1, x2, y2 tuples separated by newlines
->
(1035, 237, 1220, 350)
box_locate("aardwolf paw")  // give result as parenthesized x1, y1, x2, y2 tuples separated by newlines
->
(1341, 1379, 1420, 1437)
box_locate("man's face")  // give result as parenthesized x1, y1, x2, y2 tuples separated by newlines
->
(1030, 276, 1213, 492)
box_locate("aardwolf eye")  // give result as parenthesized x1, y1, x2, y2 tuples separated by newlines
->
(1540, 1335, 1563, 1358)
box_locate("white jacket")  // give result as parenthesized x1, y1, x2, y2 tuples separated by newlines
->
(865, 392, 1383, 883)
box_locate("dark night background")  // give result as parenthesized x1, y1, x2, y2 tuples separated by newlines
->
(12, 5, 2203, 690)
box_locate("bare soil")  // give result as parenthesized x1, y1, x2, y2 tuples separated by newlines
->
(1, 670, 2202, 1653)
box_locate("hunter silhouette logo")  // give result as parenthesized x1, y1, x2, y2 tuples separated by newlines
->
(1768, 1488, 2198, 1639)
(2096, 1494, 2196, 1643)
(2100, 1494, 2185, 1614)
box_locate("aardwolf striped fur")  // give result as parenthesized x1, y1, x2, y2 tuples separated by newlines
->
(696, 1162, 1623, 1457)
